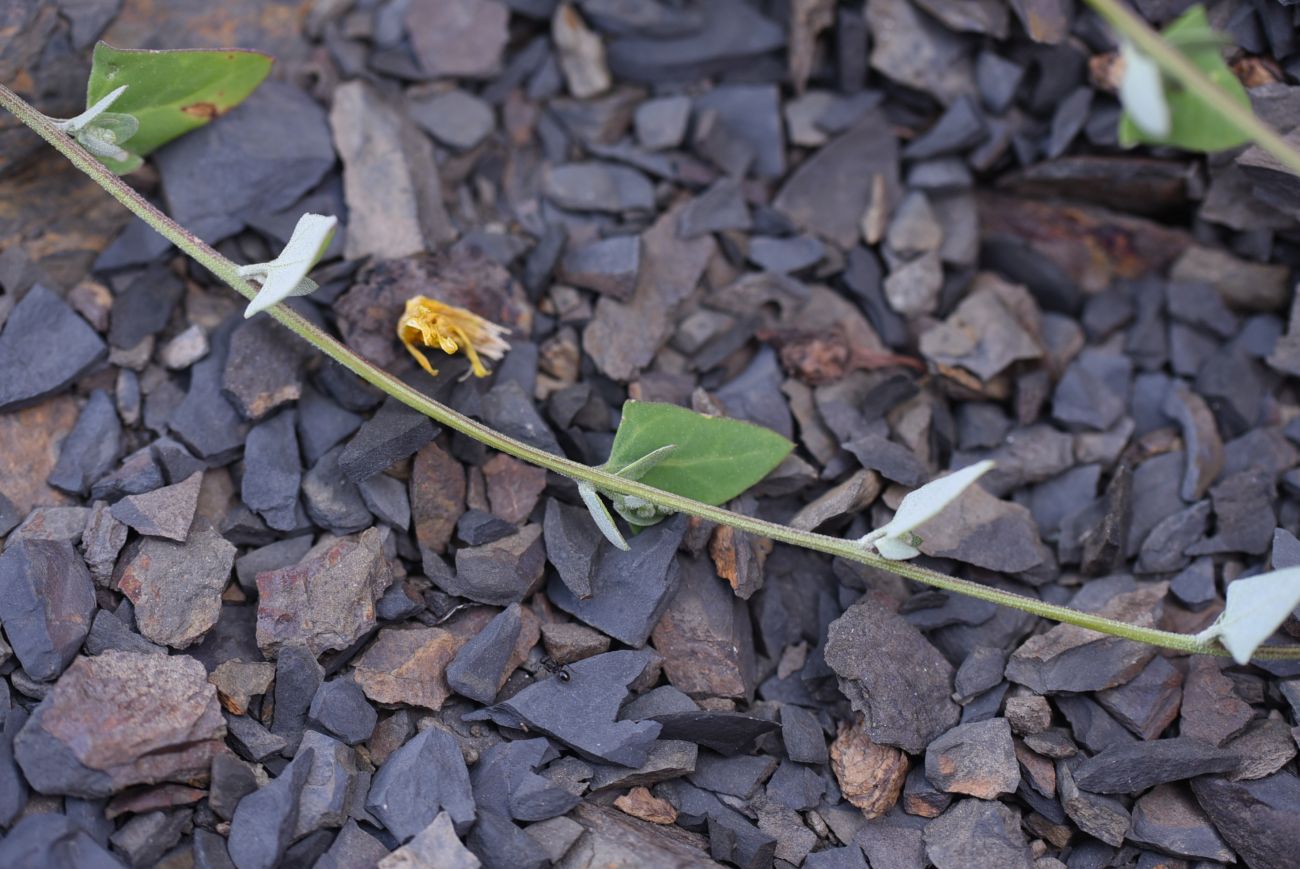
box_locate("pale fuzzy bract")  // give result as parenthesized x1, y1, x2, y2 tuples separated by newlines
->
(397, 296, 511, 379)
(1196, 566, 1300, 664)
(1119, 40, 1171, 138)
(859, 460, 996, 561)
(240, 213, 338, 317)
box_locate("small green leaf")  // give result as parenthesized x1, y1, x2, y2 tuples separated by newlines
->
(860, 460, 995, 561)
(604, 401, 793, 505)
(240, 213, 338, 317)
(1196, 567, 1300, 664)
(1117, 6, 1250, 153)
(85, 41, 272, 167)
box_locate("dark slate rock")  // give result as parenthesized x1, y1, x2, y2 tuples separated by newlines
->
(543, 161, 654, 213)
(781, 705, 828, 765)
(226, 714, 289, 763)
(976, 51, 1025, 114)
(923, 799, 1034, 869)
(408, 88, 494, 150)
(1055, 695, 1137, 754)
(677, 178, 752, 239)
(1074, 737, 1238, 793)
(1191, 771, 1300, 869)
(366, 727, 476, 839)
(1163, 383, 1223, 501)
(1058, 761, 1131, 848)
(209, 753, 258, 822)
(358, 473, 410, 531)
(193, 828, 238, 869)
(234, 535, 313, 594)
(605, 0, 784, 84)
(221, 316, 307, 422)
(169, 319, 247, 463)
(842, 431, 926, 486)
(289, 729, 359, 838)
(298, 385, 364, 466)
(773, 111, 899, 249)
(47, 390, 121, 497)
(467, 650, 662, 767)
(0, 285, 107, 412)
(1137, 499, 1210, 574)
(314, 820, 390, 869)
(650, 712, 779, 756)
(243, 409, 302, 532)
(0, 539, 95, 681)
(338, 398, 439, 483)
(446, 603, 526, 704)
(482, 381, 562, 456)
(953, 646, 1008, 703)
(110, 809, 190, 867)
(0, 701, 29, 827)
(109, 471, 202, 543)
(904, 96, 987, 160)
(690, 752, 777, 799)
(1171, 556, 1216, 610)
(228, 747, 313, 869)
(271, 644, 324, 754)
(1126, 451, 1187, 558)
(548, 514, 686, 646)
(1129, 783, 1233, 863)
(1187, 468, 1276, 556)
(0, 814, 124, 869)
(748, 235, 824, 274)
(301, 445, 373, 535)
(467, 809, 549, 869)
(693, 84, 785, 178)
(157, 81, 334, 244)
(805, 844, 868, 869)
(1196, 345, 1263, 439)
(708, 810, 777, 869)
(446, 524, 546, 606)
(1046, 85, 1092, 158)
(766, 758, 826, 811)
(150, 436, 205, 486)
(714, 347, 793, 439)
(108, 266, 182, 350)
(307, 679, 377, 746)
(557, 235, 641, 300)
(1052, 348, 1132, 431)
(1095, 655, 1183, 741)
(825, 599, 959, 753)
(925, 719, 1020, 799)
(471, 738, 579, 822)
(84, 609, 165, 657)
(457, 509, 516, 546)
(635, 95, 692, 151)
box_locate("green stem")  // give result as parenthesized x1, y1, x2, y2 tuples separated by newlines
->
(1084, 0, 1300, 177)
(4, 82, 1297, 660)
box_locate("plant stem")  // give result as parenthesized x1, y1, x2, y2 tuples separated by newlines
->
(4, 82, 1298, 661)
(1084, 0, 1300, 177)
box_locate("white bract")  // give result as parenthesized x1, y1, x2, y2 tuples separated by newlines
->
(48, 85, 140, 163)
(858, 460, 995, 561)
(577, 444, 680, 551)
(1195, 566, 1300, 664)
(240, 213, 338, 317)
(1119, 40, 1171, 138)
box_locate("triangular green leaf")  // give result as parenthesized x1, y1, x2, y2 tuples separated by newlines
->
(604, 401, 793, 505)
(85, 42, 272, 169)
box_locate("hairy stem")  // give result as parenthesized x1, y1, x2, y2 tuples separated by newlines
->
(1084, 0, 1300, 176)
(4, 82, 1297, 660)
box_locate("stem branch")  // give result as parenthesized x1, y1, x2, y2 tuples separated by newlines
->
(4, 81, 1297, 660)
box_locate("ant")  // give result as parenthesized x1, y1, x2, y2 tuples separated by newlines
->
(538, 655, 572, 683)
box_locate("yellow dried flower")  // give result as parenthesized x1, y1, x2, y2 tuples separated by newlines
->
(397, 296, 511, 379)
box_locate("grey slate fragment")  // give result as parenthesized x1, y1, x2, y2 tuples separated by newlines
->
(457, 509, 515, 546)
(708, 811, 777, 869)
(271, 644, 324, 755)
(923, 799, 1034, 869)
(1095, 655, 1183, 741)
(108, 266, 182, 350)
(209, 753, 258, 821)
(1058, 761, 1130, 848)
(242, 410, 302, 532)
(976, 51, 1025, 114)
(953, 646, 1008, 702)
(48, 390, 121, 497)
(110, 471, 202, 543)
(447, 524, 546, 606)
(1162, 383, 1223, 501)
(1052, 348, 1132, 431)
(0, 539, 95, 681)
(0, 285, 107, 412)
(315, 820, 390, 869)
(689, 752, 777, 799)
(84, 609, 165, 657)
(446, 603, 525, 704)
(7, 506, 88, 546)
(781, 705, 828, 765)
(0, 701, 29, 827)
(588, 738, 698, 791)
(110, 809, 190, 867)
(766, 758, 825, 811)
(358, 473, 410, 531)
(651, 712, 779, 756)
(677, 178, 752, 239)
(925, 719, 1020, 798)
(302, 445, 373, 535)
(366, 727, 477, 839)
(290, 730, 359, 837)
(1191, 772, 1300, 869)
(386, 811, 480, 868)
(226, 714, 288, 763)
(748, 235, 824, 273)
(408, 88, 495, 150)
(557, 235, 641, 300)
(308, 679, 377, 746)
(1187, 468, 1276, 556)
(0, 814, 124, 869)
(606, 0, 784, 83)
(471, 737, 579, 822)
(825, 599, 959, 753)
(228, 747, 313, 869)
(482, 381, 563, 456)
(1074, 737, 1238, 793)
(1055, 695, 1137, 754)
(467, 809, 548, 869)
(339, 398, 438, 483)
(543, 161, 654, 212)
(298, 385, 364, 466)
(193, 829, 238, 869)
(548, 514, 686, 646)
(1171, 556, 1217, 610)
(1129, 783, 1233, 863)
(466, 650, 662, 767)
(169, 319, 247, 462)
(157, 81, 334, 243)
(234, 535, 313, 594)
(841, 431, 926, 486)
(635, 95, 691, 150)
(713, 347, 793, 439)
(904, 96, 987, 160)
(221, 316, 307, 422)
(1137, 499, 1210, 574)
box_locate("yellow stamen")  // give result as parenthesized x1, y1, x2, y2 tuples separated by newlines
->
(397, 296, 512, 379)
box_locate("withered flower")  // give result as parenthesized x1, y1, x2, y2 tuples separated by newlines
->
(397, 295, 511, 379)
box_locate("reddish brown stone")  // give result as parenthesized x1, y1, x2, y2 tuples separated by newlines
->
(0, 395, 76, 516)
(208, 661, 276, 716)
(483, 452, 547, 525)
(1181, 657, 1255, 747)
(411, 441, 466, 556)
(353, 626, 467, 711)
(651, 558, 754, 702)
(106, 784, 208, 819)
(614, 786, 678, 825)
(830, 720, 909, 819)
(708, 520, 772, 601)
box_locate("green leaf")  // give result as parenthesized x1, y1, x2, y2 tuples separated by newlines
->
(85, 41, 272, 166)
(1196, 567, 1300, 664)
(604, 401, 793, 505)
(1117, 6, 1251, 152)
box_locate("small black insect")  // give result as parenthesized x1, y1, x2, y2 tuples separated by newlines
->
(539, 655, 572, 683)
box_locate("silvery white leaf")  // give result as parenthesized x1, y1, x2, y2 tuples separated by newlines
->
(1120, 40, 1171, 138)
(242, 213, 338, 317)
(52, 85, 128, 134)
(578, 482, 630, 551)
(1195, 567, 1300, 664)
(860, 460, 995, 561)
